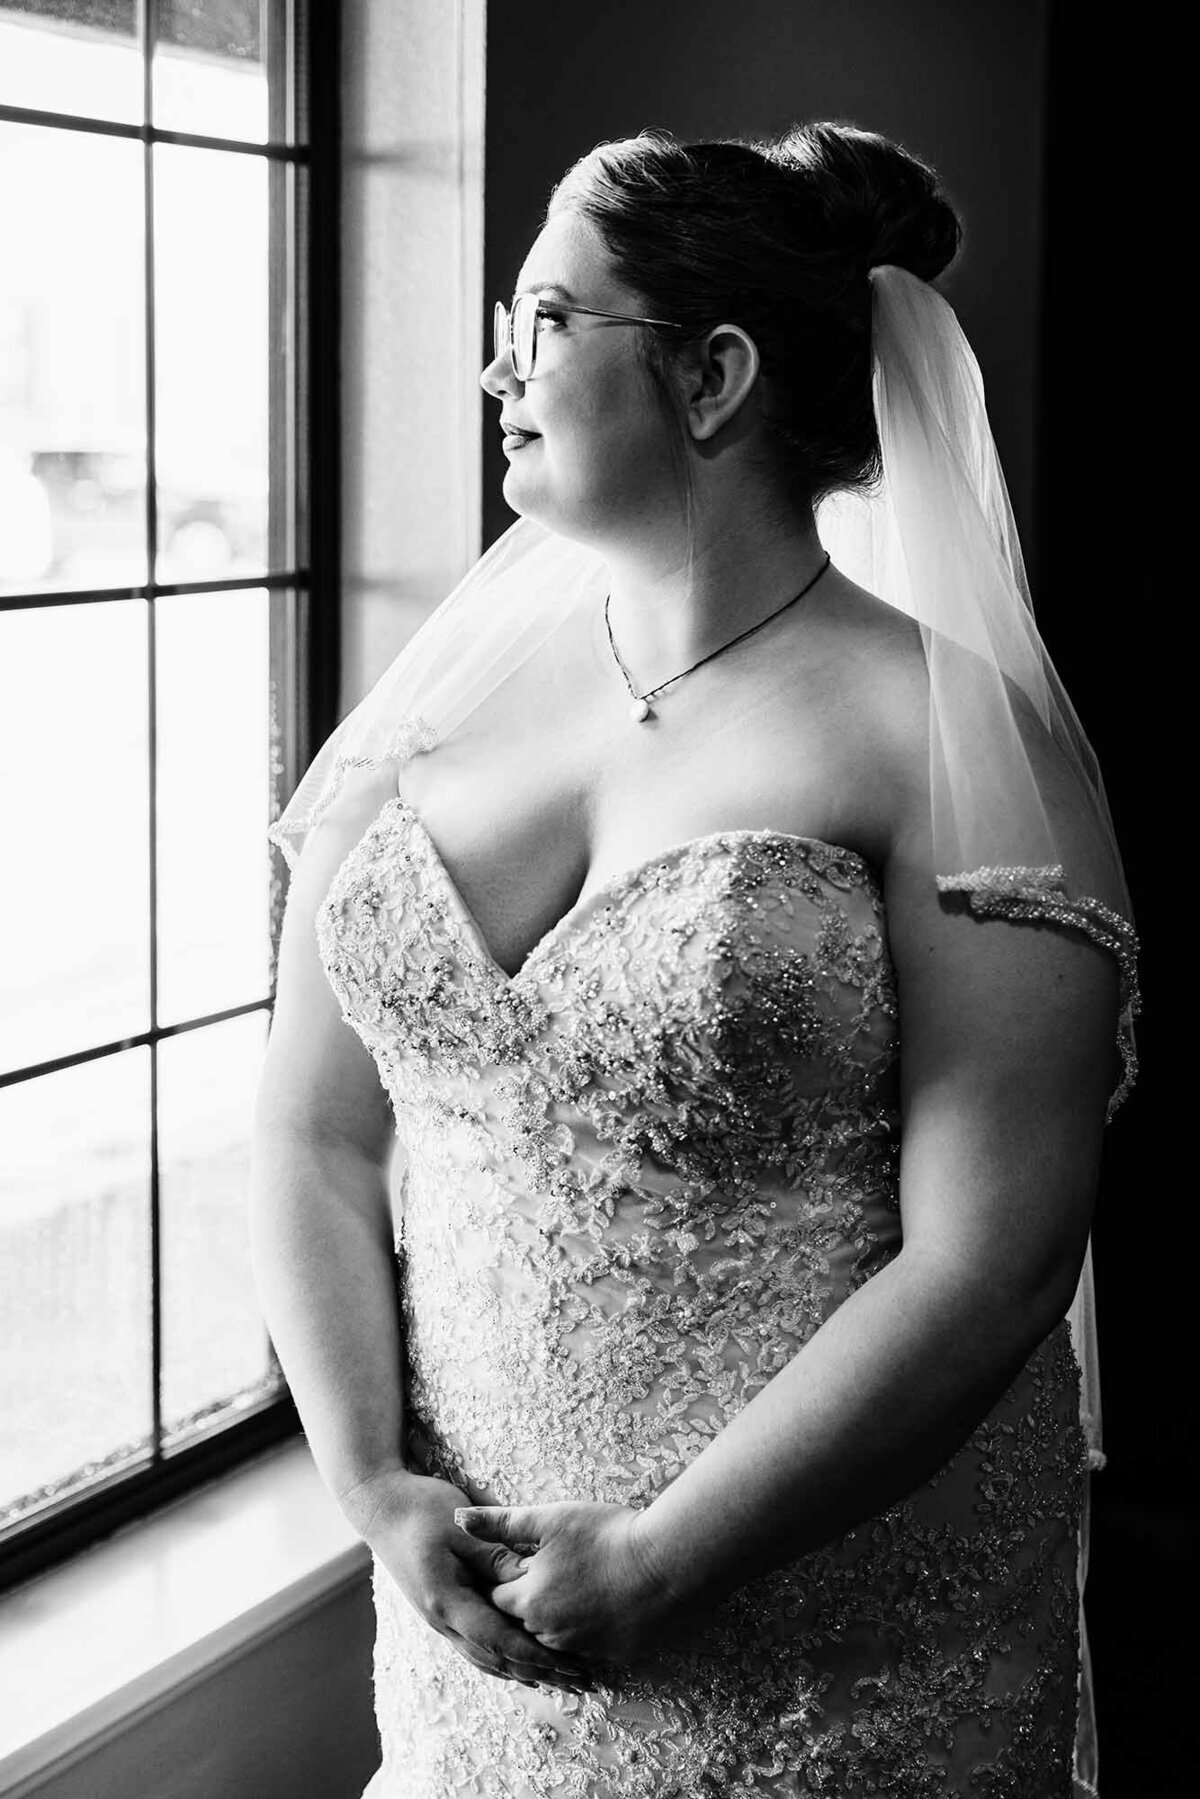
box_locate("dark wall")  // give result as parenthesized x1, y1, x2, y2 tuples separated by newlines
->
(482, 0, 1047, 560)
(1039, 14, 1182, 1794)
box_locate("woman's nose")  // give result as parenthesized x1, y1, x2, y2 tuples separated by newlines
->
(480, 345, 521, 399)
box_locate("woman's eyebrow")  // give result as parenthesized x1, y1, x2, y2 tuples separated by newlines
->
(514, 280, 577, 302)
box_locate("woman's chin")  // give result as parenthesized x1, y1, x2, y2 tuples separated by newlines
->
(500, 461, 537, 511)
(498, 471, 625, 550)
(499, 470, 564, 535)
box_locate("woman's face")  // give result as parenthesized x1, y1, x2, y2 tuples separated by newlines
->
(480, 210, 684, 545)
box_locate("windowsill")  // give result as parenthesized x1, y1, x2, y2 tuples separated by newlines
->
(0, 1440, 370, 1794)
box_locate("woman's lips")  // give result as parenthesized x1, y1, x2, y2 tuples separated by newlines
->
(501, 427, 540, 452)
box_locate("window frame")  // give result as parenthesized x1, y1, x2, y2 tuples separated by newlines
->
(0, 0, 341, 1594)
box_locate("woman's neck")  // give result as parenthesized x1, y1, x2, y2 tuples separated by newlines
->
(599, 494, 825, 691)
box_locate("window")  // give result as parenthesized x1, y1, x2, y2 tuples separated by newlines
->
(0, 0, 339, 1590)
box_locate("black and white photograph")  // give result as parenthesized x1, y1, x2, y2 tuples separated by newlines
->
(0, 4, 1177, 1797)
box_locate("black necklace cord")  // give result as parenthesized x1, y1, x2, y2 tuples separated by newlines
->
(604, 551, 832, 706)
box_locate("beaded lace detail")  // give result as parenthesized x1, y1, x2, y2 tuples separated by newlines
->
(319, 799, 1109, 1799)
(937, 866, 1141, 1119)
(266, 719, 439, 871)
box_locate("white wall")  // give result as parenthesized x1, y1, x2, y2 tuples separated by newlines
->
(340, 0, 487, 709)
(18, 1578, 377, 1799)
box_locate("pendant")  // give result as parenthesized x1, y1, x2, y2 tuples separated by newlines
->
(629, 697, 651, 723)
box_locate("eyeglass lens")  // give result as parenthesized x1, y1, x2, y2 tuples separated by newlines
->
(494, 296, 536, 380)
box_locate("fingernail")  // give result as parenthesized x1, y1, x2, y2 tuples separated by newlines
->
(453, 1508, 474, 1529)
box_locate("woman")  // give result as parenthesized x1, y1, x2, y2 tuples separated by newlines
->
(251, 124, 1137, 1798)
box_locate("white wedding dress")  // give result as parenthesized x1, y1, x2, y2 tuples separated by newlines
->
(316, 790, 1131, 1798)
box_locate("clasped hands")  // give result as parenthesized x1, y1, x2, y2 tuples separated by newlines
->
(352, 1469, 699, 1696)
(454, 1496, 690, 1675)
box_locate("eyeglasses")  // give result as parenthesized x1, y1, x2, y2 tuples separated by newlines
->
(493, 293, 686, 382)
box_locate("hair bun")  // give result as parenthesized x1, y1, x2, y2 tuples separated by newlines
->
(769, 121, 962, 282)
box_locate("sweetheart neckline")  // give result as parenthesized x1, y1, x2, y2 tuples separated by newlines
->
(380, 793, 881, 988)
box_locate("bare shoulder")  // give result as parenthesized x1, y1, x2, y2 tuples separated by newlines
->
(255, 756, 402, 1160)
(815, 578, 1123, 888)
(805, 572, 931, 848)
(823, 573, 929, 720)
(827, 578, 1126, 911)
(310, 756, 405, 843)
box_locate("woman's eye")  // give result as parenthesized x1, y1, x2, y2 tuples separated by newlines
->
(536, 307, 568, 332)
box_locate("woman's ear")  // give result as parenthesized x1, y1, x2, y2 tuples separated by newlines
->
(681, 324, 761, 442)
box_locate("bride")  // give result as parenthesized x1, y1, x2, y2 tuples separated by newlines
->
(251, 123, 1136, 1797)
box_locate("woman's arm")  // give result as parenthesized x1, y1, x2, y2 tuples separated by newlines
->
(627, 826, 1121, 1608)
(251, 766, 599, 1692)
(465, 841, 1123, 1660)
(249, 764, 409, 1531)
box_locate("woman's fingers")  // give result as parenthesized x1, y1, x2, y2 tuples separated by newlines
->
(451, 1525, 530, 1586)
(446, 1632, 590, 1693)
(454, 1504, 545, 1545)
(443, 1626, 537, 1686)
(487, 1549, 533, 1585)
(487, 1578, 532, 1618)
(446, 1590, 594, 1690)
(444, 1628, 535, 1686)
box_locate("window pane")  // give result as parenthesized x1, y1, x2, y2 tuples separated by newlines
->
(0, 601, 149, 1073)
(0, 2, 142, 126)
(159, 1013, 277, 1443)
(153, 0, 280, 144)
(155, 587, 271, 1023)
(0, 1052, 152, 1525)
(0, 123, 147, 596)
(154, 144, 268, 583)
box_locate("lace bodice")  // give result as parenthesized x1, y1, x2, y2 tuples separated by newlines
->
(317, 795, 1093, 1798)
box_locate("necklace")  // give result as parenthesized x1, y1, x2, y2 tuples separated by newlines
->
(604, 551, 832, 723)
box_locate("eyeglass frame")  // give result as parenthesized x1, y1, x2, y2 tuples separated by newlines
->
(493, 293, 688, 382)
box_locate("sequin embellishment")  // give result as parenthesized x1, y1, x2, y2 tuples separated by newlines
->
(316, 799, 1123, 1798)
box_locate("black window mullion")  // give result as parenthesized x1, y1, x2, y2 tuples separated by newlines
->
(0, 572, 306, 611)
(267, 0, 296, 577)
(0, 997, 276, 1093)
(0, 100, 302, 161)
(299, 0, 339, 769)
(142, 0, 165, 1473)
(264, 0, 296, 1385)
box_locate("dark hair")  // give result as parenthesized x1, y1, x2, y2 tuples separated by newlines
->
(547, 122, 962, 509)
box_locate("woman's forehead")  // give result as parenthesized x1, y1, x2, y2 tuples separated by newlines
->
(514, 211, 624, 306)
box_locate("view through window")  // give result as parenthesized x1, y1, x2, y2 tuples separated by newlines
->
(0, 0, 314, 1576)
